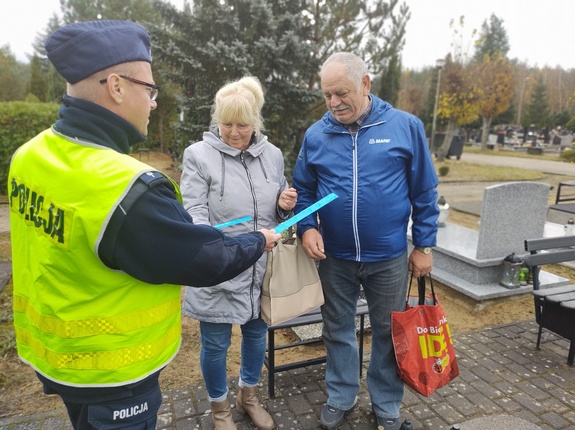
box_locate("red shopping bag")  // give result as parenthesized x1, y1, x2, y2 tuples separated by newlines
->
(391, 274, 459, 396)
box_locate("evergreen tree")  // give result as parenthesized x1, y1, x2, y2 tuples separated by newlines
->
(526, 74, 550, 129)
(32, 14, 61, 58)
(306, 0, 410, 90)
(0, 46, 28, 101)
(377, 53, 401, 106)
(473, 14, 510, 61)
(420, 65, 441, 130)
(151, 0, 320, 172)
(60, 0, 157, 22)
(32, 15, 67, 102)
(554, 109, 572, 129)
(27, 55, 49, 102)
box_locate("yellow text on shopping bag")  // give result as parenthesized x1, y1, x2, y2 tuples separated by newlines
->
(416, 320, 453, 359)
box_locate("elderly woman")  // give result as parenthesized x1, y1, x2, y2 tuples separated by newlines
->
(180, 76, 296, 430)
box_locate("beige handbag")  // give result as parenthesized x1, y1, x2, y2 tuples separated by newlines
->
(261, 231, 324, 326)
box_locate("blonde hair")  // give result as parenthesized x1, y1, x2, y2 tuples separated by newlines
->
(211, 76, 265, 134)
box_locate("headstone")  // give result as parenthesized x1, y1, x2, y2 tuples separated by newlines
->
(476, 182, 550, 259)
(488, 134, 498, 146)
(560, 134, 573, 147)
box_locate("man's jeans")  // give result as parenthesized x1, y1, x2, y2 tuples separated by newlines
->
(199, 317, 268, 402)
(319, 253, 408, 419)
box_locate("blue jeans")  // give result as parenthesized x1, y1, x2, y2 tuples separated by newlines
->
(199, 317, 268, 402)
(319, 253, 408, 419)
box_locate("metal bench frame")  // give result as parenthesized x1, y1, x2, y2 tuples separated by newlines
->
(548, 181, 575, 216)
(555, 181, 575, 205)
(523, 235, 575, 366)
(264, 299, 369, 397)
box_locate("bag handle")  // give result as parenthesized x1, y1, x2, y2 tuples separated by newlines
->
(407, 273, 437, 305)
(281, 225, 296, 243)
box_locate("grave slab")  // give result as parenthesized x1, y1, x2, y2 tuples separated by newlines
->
(409, 182, 570, 300)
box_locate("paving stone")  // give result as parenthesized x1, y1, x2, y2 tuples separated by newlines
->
(465, 379, 501, 399)
(513, 392, 548, 414)
(539, 411, 571, 428)
(494, 396, 524, 413)
(444, 393, 479, 417)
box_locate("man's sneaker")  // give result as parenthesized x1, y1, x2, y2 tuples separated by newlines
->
(319, 403, 355, 429)
(375, 416, 413, 430)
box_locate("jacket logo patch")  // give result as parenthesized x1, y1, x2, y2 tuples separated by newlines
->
(369, 138, 391, 144)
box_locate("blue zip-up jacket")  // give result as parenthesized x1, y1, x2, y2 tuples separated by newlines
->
(292, 95, 439, 262)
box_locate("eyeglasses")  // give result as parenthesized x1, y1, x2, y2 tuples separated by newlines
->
(99, 75, 160, 101)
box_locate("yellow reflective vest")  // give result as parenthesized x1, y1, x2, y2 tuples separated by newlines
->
(9, 128, 182, 387)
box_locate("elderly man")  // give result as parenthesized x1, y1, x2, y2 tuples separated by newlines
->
(292, 52, 439, 430)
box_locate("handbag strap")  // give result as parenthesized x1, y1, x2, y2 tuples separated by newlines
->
(280, 226, 296, 244)
(408, 273, 437, 305)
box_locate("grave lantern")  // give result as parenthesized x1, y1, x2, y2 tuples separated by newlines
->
(500, 252, 522, 289)
(565, 218, 575, 236)
(437, 195, 449, 227)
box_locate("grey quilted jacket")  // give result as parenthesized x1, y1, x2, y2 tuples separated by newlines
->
(180, 129, 289, 323)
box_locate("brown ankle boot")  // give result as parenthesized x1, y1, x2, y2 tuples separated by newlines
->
(236, 386, 275, 430)
(211, 397, 237, 430)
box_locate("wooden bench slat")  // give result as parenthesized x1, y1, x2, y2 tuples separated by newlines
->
(524, 236, 575, 252)
(546, 292, 575, 303)
(533, 285, 575, 298)
(560, 300, 575, 310)
(523, 249, 575, 267)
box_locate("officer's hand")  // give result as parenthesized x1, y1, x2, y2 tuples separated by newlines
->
(259, 229, 282, 252)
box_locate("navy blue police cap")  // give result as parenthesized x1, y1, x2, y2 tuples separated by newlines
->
(45, 20, 152, 84)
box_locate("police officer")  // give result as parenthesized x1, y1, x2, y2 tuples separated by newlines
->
(8, 20, 280, 429)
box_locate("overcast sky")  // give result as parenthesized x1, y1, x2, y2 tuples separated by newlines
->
(3, 0, 574, 70)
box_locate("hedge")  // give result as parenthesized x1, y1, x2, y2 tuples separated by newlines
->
(0, 102, 59, 194)
(560, 148, 575, 162)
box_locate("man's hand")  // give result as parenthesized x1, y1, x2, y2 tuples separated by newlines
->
(301, 228, 326, 260)
(259, 229, 281, 252)
(408, 249, 432, 278)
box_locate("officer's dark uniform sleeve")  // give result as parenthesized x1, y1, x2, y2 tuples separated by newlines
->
(99, 173, 266, 286)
